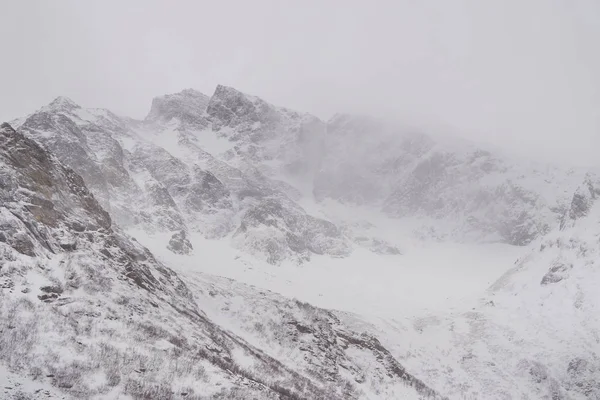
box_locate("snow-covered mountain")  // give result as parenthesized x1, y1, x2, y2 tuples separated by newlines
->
(0, 122, 442, 399)
(14, 86, 582, 262)
(14, 90, 352, 265)
(3, 85, 599, 399)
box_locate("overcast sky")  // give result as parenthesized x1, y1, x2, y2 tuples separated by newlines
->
(2, 1, 599, 165)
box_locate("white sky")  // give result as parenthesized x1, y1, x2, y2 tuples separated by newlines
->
(1, 1, 599, 165)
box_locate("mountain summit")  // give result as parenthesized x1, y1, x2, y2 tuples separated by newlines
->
(146, 88, 210, 128)
(46, 95, 80, 112)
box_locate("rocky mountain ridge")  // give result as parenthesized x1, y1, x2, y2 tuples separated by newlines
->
(13, 85, 585, 265)
(14, 90, 354, 265)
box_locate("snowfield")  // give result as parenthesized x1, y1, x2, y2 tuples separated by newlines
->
(128, 225, 524, 319)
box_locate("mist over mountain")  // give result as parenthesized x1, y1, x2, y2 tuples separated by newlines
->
(0, 82, 598, 400)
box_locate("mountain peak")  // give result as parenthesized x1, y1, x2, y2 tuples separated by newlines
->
(179, 88, 206, 97)
(213, 84, 241, 95)
(0, 122, 15, 132)
(146, 88, 209, 127)
(211, 84, 260, 104)
(47, 96, 80, 112)
(207, 84, 277, 131)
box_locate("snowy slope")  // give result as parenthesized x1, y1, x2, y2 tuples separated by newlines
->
(338, 175, 600, 399)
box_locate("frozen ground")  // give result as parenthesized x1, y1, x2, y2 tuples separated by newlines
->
(0, 364, 69, 399)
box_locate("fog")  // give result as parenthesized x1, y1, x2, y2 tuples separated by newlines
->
(1, 1, 599, 165)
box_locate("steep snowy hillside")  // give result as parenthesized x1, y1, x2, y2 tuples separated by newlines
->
(337, 174, 600, 399)
(0, 122, 443, 399)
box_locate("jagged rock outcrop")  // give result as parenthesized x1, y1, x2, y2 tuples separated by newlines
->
(207, 85, 325, 177)
(167, 230, 193, 255)
(207, 85, 282, 135)
(15, 98, 159, 228)
(560, 173, 600, 229)
(233, 198, 351, 264)
(146, 88, 210, 129)
(0, 122, 111, 251)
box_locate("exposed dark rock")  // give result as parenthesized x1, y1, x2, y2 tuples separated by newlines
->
(10, 232, 36, 256)
(59, 241, 77, 251)
(541, 261, 573, 285)
(146, 88, 209, 129)
(234, 198, 350, 264)
(167, 230, 193, 255)
(560, 176, 600, 229)
(207, 85, 281, 134)
(40, 285, 63, 294)
(37, 293, 59, 302)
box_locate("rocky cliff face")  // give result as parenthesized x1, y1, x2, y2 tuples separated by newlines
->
(194, 87, 583, 247)
(146, 88, 210, 129)
(0, 122, 440, 399)
(207, 85, 326, 178)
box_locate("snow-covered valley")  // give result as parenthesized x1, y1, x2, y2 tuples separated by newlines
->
(1, 85, 599, 399)
(129, 225, 523, 319)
